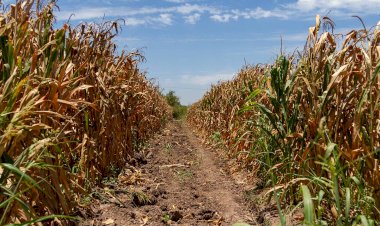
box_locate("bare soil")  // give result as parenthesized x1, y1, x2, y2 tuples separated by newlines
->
(77, 121, 283, 226)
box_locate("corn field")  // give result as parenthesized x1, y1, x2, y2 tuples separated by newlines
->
(188, 16, 380, 224)
(0, 1, 170, 224)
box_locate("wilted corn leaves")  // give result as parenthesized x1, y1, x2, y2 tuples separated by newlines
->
(188, 14, 380, 220)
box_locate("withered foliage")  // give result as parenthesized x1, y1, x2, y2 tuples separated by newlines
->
(0, 1, 170, 224)
(188, 15, 380, 222)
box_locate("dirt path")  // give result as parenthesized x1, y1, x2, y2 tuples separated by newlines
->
(79, 121, 258, 225)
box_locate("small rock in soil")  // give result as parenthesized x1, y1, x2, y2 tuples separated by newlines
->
(197, 209, 215, 220)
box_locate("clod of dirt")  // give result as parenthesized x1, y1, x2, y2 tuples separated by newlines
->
(74, 206, 97, 218)
(129, 152, 148, 167)
(131, 191, 157, 206)
(151, 188, 167, 198)
(256, 214, 264, 224)
(192, 192, 199, 199)
(135, 152, 148, 165)
(256, 210, 274, 225)
(197, 209, 215, 220)
(169, 210, 183, 222)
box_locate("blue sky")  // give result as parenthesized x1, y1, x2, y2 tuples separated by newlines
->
(6, 0, 380, 104)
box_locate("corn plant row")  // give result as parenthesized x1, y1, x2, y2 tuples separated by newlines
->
(188, 16, 380, 224)
(0, 1, 171, 224)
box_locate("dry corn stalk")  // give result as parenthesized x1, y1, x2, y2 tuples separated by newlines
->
(0, 0, 170, 224)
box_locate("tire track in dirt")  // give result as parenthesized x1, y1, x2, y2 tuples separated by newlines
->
(79, 121, 256, 225)
(184, 124, 252, 224)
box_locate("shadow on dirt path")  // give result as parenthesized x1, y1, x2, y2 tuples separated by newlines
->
(79, 121, 260, 225)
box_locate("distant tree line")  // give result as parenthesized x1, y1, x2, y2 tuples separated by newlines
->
(165, 91, 187, 119)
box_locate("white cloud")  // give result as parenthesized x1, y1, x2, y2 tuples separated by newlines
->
(287, 0, 380, 15)
(57, 3, 218, 21)
(184, 13, 201, 24)
(57, 7, 110, 21)
(210, 14, 238, 23)
(181, 73, 235, 86)
(124, 14, 173, 27)
(175, 3, 219, 15)
(55, 0, 380, 26)
(125, 18, 146, 26)
(154, 13, 173, 26)
(210, 7, 287, 23)
(240, 7, 287, 19)
(56, 3, 221, 28)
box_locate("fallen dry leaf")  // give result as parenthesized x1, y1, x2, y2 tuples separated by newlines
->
(102, 218, 115, 225)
